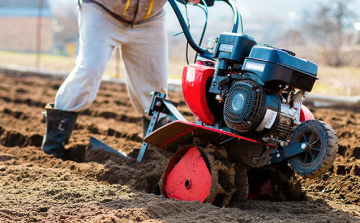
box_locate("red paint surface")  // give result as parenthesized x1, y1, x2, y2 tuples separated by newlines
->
(144, 121, 274, 149)
(195, 61, 204, 65)
(159, 127, 197, 148)
(164, 147, 212, 202)
(300, 105, 314, 122)
(182, 64, 215, 125)
(248, 179, 273, 201)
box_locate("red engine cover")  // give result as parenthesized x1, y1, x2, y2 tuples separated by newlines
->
(182, 64, 215, 125)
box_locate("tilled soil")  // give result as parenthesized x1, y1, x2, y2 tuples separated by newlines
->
(0, 72, 359, 222)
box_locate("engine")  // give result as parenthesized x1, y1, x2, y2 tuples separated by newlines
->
(223, 80, 304, 141)
(208, 33, 318, 144)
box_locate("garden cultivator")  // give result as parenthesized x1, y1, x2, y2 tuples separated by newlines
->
(140, 0, 338, 206)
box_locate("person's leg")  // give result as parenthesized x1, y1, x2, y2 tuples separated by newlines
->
(121, 17, 169, 135)
(121, 17, 168, 117)
(42, 3, 122, 158)
(55, 3, 119, 111)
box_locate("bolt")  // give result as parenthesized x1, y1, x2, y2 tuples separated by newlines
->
(213, 82, 217, 86)
(301, 143, 307, 150)
(156, 101, 162, 107)
(185, 178, 191, 189)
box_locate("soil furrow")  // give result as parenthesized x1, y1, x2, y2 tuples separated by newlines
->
(0, 72, 359, 222)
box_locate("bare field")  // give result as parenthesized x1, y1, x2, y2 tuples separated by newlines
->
(0, 73, 359, 222)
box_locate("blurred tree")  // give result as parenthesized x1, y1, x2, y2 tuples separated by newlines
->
(303, 0, 357, 66)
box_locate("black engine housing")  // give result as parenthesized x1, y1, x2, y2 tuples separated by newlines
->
(224, 80, 281, 135)
(242, 46, 318, 91)
(208, 33, 319, 140)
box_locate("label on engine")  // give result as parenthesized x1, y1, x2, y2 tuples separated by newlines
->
(219, 44, 233, 53)
(255, 109, 278, 132)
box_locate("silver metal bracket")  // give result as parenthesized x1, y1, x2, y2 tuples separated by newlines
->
(137, 91, 187, 162)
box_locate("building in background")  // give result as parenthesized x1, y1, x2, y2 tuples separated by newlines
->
(0, 0, 54, 53)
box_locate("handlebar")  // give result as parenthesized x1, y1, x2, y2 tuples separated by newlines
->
(168, 0, 242, 60)
(224, 0, 242, 34)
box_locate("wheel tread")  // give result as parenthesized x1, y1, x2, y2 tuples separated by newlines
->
(289, 120, 338, 178)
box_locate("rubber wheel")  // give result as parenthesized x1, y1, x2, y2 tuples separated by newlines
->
(288, 120, 338, 178)
(159, 138, 239, 206)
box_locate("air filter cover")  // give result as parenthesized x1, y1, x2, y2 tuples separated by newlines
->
(224, 80, 265, 133)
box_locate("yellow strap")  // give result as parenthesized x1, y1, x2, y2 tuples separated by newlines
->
(123, 0, 131, 17)
(143, 0, 155, 21)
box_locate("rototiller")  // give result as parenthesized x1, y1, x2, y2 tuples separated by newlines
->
(138, 0, 338, 206)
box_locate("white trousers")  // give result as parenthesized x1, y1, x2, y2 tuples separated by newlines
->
(55, 2, 168, 116)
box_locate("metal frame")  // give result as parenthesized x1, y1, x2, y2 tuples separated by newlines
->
(137, 91, 187, 162)
(270, 142, 308, 164)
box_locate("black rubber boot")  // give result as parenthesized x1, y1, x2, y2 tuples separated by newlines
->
(142, 116, 168, 137)
(41, 103, 78, 159)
